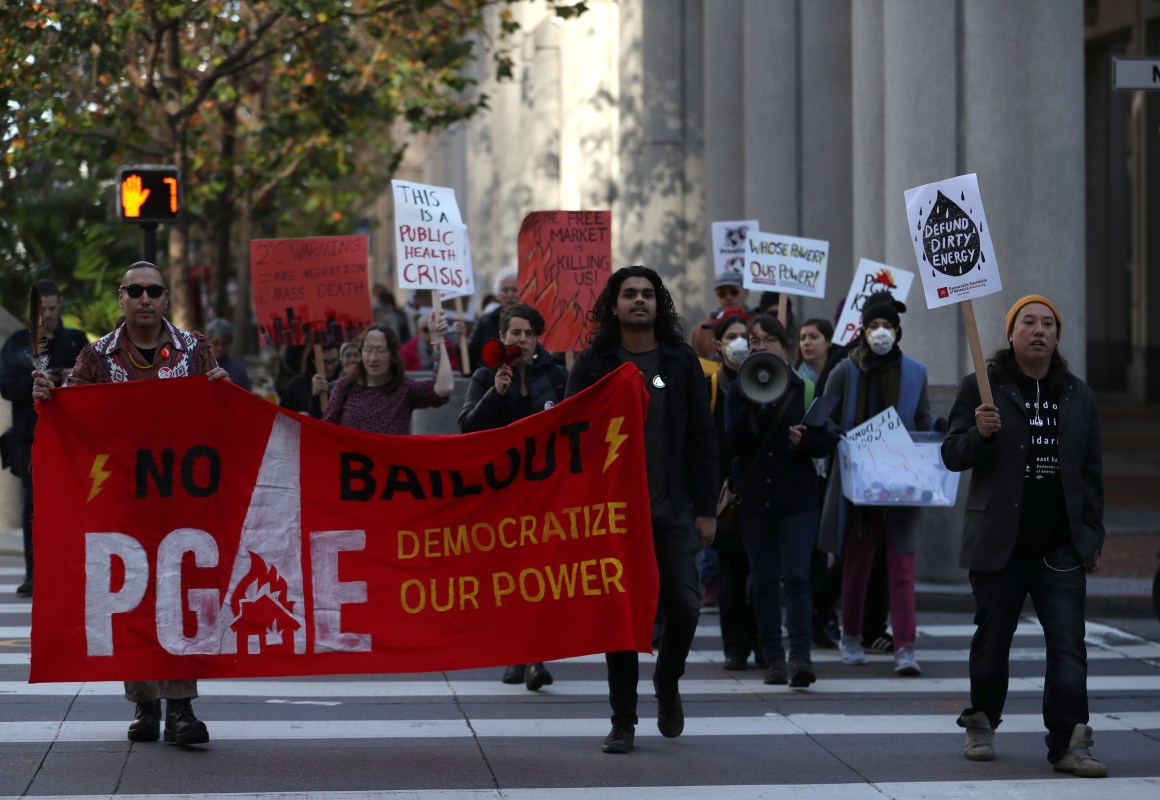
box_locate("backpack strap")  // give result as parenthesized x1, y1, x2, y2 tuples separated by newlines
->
(803, 378, 815, 412)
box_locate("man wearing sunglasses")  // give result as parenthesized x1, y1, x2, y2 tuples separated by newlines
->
(31, 261, 228, 746)
(690, 271, 752, 361)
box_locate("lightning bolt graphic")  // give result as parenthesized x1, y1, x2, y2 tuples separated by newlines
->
(603, 417, 628, 474)
(87, 454, 112, 503)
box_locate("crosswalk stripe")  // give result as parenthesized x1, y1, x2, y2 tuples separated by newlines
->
(0, 780, 1159, 800)
(3, 711, 1158, 743)
(5, 674, 1160, 698)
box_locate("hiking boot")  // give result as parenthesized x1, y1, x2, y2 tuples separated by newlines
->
(653, 678, 684, 737)
(602, 721, 635, 754)
(958, 711, 995, 761)
(501, 664, 526, 684)
(788, 659, 817, 688)
(127, 699, 161, 742)
(839, 635, 867, 665)
(893, 647, 922, 676)
(1051, 723, 1107, 778)
(863, 633, 894, 654)
(763, 661, 787, 685)
(164, 698, 210, 746)
(524, 662, 553, 691)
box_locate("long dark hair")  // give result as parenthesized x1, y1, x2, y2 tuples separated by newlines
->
(586, 265, 683, 351)
(793, 317, 834, 370)
(349, 324, 404, 393)
(987, 345, 1072, 395)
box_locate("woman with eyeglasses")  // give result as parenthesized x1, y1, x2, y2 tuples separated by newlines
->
(723, 315, 836, 687)
(322, 313, 454, 435)
(457, 304, 569, 690)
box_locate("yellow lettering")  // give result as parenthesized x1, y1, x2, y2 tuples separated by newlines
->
(459, 575, 480, 610)
(424, 528, 443, 559)
(472, 521, 497, 552)
(591, 503, 606, 536)
(492, 571, 515, 606)
(546, 561, 579, 600)
(398, 530, 419, 560)
(563, 507, 581, 538)
(600, 558, 624, 593)
(519, 567, 546, 602)
(580, 559, 600, 595)
(497, 517, 518, 549)
(401, 579, 425, 613)
(445, 524, 469, 557)
(431, 577, 454, 612)
(542, 510, 566, 542)
(519, 515, 538, 547)
(607, 502, 627, 534)
(582, 505, 591, 537)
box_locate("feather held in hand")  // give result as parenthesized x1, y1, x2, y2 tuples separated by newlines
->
(28, 284, 49, 372)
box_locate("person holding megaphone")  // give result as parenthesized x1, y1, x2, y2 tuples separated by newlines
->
(724, 315, 837, 687)
(458, 303, 569, 690)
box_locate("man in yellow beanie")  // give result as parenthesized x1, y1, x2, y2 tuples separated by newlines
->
(941, 295, 1106, 777)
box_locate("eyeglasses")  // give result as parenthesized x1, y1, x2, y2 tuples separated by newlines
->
(120, 284, 166, 299)
(716, 287, 741, 298)
(748, 336, 780, 347)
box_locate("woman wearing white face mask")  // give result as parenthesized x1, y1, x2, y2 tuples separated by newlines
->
(817, 291, 942, 678)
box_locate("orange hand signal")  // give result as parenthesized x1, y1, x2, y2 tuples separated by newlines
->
(121, 174, 151, 218)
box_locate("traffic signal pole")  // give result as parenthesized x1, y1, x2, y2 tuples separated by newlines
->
(142, 223, 158, 265)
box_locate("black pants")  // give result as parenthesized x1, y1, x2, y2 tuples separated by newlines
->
(607, 511, 701, 726)
(12, 443, 33, 582)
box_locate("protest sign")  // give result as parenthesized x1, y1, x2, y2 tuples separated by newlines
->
(743, 231, 829, 300)
(250, 235, 371, 348)
(517, 210, 612, 354)
(844, 407, 911, 447)
(711, 220, 759, 281)
(391, 180, 475, 296)
(903, 173, 1002, 404)
(833, 260, 916, 346)
(30, 364, 656, 682)
(903, 173, 1001, 309)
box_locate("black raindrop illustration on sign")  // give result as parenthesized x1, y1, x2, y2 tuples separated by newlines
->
(920, 191, 982, 278)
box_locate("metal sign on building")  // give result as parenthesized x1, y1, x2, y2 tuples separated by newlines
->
(1113, 58, 1160, 91)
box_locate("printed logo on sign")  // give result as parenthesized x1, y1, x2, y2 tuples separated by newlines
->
(937, 287, 949, 299)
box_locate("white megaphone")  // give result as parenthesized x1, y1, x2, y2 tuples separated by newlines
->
(737, 351, 791, 405)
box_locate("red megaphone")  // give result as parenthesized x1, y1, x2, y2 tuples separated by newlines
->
(481, 339, 522, 369)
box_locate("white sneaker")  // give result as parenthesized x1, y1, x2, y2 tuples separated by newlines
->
(894, 647, 922, 676)
(839, 635, 867, 665)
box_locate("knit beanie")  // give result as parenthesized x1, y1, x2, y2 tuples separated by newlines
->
(1005, 294, 1062, 341)
(860, 291, 902, 329)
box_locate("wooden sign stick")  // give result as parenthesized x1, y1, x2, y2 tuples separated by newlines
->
(312, 343, 329, 412)
(453, 295, 472, 375)
(777, 294, 788, 325)
(959, 299, 993, 405)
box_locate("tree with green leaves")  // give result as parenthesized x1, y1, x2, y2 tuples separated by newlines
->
(1, 0, 585, 338)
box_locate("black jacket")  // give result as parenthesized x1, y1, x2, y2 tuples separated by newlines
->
(724, 370, 836, 519)
(1, 324, 89, 446)
(941, 370, 1105, 571)
(566, 340, 718, 519)
(458, 344, 568, 432)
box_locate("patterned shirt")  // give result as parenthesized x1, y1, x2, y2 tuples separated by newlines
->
(69, 319, 217, 385)
(322, 374, 449, 435)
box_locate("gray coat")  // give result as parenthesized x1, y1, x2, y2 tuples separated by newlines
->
(817, 355, 934, 556)
(941, 370, 1105, 572)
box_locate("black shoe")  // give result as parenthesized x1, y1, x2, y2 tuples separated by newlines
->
(501, 664, 526, 684)
(723, 653, 747, 671)
(811, 615, 837, 649)
(602, 721, 635, 754)
(763, 661, 788, 685)
(751, 644, 767, 669)
(653, 678, 684, 738)
(789, 659, 817, 688)
(164, 698, 209, 745)
(864, 633, 894, 654)
(127, 699, 161, 742)
(525, 662, 553, 691)
(15, 579, 32, 597)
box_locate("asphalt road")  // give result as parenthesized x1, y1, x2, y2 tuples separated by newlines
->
(2, 557, 1159, 800)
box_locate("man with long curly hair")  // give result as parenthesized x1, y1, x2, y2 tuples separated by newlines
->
(566, 266, 718, 755)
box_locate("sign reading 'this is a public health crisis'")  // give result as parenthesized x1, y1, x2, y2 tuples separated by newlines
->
(903, 173, 1001, 309)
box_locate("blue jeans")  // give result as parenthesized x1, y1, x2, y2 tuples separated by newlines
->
(739, 510, 816, 663)
(607, 511, 701, 726)
(962, 544, 1089, 762)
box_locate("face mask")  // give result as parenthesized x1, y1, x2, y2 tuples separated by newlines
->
(723, 337, 749, 367)
(866, 327, 896, 355)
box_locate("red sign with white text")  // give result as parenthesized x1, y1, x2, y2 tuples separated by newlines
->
(29, 365, 654, 681)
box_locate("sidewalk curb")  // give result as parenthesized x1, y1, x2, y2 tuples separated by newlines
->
(917, 583, 1155, 618)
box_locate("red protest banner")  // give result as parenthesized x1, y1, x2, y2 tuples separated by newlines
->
(518, 211, 611, 353)
(29, 364, 655, 682)
(250, 235, 372, 346)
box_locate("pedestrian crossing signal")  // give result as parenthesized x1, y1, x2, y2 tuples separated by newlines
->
(117, 165, 182, 224)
